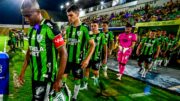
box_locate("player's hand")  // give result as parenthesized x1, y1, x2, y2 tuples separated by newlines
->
(108, 50, 112, 56)
(18, 74, 25, 86)
(154, 55, 158, 59)
(136, 51, 140, 56)
(53, 80, 62, 92)
(81, 59, 89, 69)
(102, 59, 107, 65)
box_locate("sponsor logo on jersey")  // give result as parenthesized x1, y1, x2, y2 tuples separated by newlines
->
(29, 46, 45, 57)
(129, 35, 132, 39)
(77, 31, 82, 36)
(37, 34, 43, 43)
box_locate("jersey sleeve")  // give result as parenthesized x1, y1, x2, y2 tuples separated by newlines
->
(132, 34, 137, 42)
(155, 39, 160, 48)
(46, 20, 65, 49)
(102, 33, 107, 45)
(83, 25, 91, 41)
(45, 20, 61, 36)
(109, 31, 114, 41)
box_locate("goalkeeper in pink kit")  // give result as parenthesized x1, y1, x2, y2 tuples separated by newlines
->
(117, 23, 137, 80)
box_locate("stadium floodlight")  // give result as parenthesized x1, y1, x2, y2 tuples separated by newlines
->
(100, 1, 104, 5)
(66, 2, 70, 6)
(60, 5, 64, 9)
(74, 0, 79, 3)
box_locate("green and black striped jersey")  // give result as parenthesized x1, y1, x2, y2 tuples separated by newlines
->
(65, 23, 91, 64)
(89, 32, 106, 61)
(28, 19, 64, 82)
(103, 31, 114, 48)
(161, 36, 169, 51)
(167, 39, 177, 50)
(141, 37, 159, 56)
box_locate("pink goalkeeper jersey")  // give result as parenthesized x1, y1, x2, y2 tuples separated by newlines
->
(118, 33, 137, 48)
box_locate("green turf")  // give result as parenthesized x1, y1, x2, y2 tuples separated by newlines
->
(0, 36, 9, 52)
(0, 36, 179, 101)
(5, 51, 180, 101)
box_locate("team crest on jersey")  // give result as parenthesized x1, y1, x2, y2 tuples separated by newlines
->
(97, 37, 100, 40)
(129, 35, 132, 39)
(77, 31, 82, 36)
(37, 34, 43, 43)
(106, 34, 109, 37)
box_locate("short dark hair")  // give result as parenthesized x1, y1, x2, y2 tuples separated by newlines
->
(151, 29, 157, 32)
(126, 23, 132, 27)
(91, 20, 99, 24)
(66, 5, 80, 13)
(102, 21, 109, 25)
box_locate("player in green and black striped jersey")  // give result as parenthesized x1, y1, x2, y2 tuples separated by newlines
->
(155, 30, 169, 67)
(101, 21, 114, 78)
(163, 34, 178, 66)
(18, 1, 67, 101)
(80, 21, 107, 90)
(64, 5, 95, 101)
(136, 30, 160, 78)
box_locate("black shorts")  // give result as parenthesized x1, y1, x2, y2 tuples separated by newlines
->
(138, 55, 153, 64)
(64, 62, 83, 79)
(32, 80, 52, 101)
(87, 61, 100, 70)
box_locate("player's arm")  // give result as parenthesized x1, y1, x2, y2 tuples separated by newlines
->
(154, 40, 160, 59)
(136, 42, 142, 56)
(81, 26, 95, 69)
(18, 48, 30, 85)
(54, 45, 67, 92)
(102, 35, 107, 64)
(81, 39, 95, 69)
(130, 34, 138, 49)
(109, 32, 114, 54)
(46, 21, 67, 91)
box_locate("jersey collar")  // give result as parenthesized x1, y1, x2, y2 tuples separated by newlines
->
(40, 19, 46, 25)
(72, 22, 82, 28)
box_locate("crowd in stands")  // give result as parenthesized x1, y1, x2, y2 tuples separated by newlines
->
(82, 0, 180, 27)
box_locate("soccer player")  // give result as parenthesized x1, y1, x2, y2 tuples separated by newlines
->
(81, 21, 107, 89)
(64, 5, 95, 101)
(117, 23, 137, 80)
(136, 30, 160, 78)
(101, 21, 114, 78)
(151, 29, 163, 70)
(18, 0, 67, 100)
(164, 34, 178, 66)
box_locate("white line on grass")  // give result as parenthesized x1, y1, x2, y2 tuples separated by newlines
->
(4, 38, 7, 52)
(129, 92, 151, 98)
(168, 85, 180, 90)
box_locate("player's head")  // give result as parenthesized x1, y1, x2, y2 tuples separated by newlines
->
(168, 33, 174, 39)
(102, 21, 109, 31)
(156, 28, 162, 37)
(21, 0, 41, 26)
(149, 30, 156, 38)
(125, 23, 132, 33)
(66, 5, 80, 24)
(162, 30, 167, 36)
(91, 20, 99, 33)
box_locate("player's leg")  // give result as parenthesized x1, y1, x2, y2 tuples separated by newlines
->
(72, 64, 83, 100)
(138, 55, 144, 73)
(32, 80, 52, 101)
(80, 62, 91, 90)
(92, 61, 100, 86)
(117, 49, 131, 80)
(142, 56, 153, 78)
(62, 62, 72, 83)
